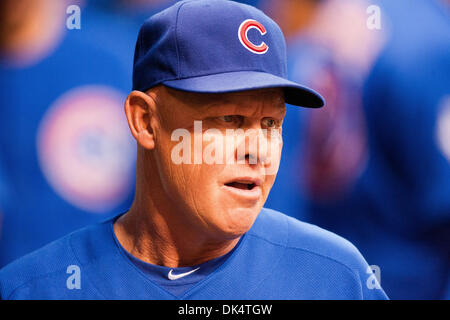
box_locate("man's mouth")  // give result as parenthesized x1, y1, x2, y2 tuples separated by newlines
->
(224, 181, 257, 190)
(222, 177, 262, 202)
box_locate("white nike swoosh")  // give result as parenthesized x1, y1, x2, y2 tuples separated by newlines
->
(167, 267, 200, 280)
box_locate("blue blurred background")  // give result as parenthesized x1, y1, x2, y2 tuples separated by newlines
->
(0, 0, 448, 299)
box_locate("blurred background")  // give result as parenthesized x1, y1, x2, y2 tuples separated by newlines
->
(0, 0, 448, 299)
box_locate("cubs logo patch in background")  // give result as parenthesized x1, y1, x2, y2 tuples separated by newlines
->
(37, 86, 136, 213)
(437, 96, 450, 164)
(238, 19, 269, 54)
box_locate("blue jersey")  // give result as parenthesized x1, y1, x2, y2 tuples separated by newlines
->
(0, 208, 388, 300)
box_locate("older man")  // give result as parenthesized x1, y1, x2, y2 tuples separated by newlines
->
(0, 0, 387, 299)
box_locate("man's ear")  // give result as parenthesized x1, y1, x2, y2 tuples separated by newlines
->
(124, 90, 157, 150)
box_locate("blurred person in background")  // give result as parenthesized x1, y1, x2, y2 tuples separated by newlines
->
(260, 0, 383, 231)
(0, 0, 267, 271)
(0, 0, 174, 268)
(266, 0, 449, 299)
(355, 0, 450, 299)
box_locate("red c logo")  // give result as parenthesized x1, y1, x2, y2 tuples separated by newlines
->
(238, 19, 269, 54)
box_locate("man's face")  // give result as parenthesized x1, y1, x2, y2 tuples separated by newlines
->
(151, 86, 286, 240)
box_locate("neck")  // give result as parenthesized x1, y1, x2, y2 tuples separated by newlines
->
(114, 203, 240, 268)
(113, 154, 240, 268)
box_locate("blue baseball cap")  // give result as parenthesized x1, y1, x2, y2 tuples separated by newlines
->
(132, 0, 325, 108)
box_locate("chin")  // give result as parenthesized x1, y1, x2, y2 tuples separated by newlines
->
(215, 205, 262, 238)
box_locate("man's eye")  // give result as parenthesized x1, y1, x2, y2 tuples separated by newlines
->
(217, 115, 242, 124)
(219, 115, 235, 122)
(262, 118, 278, 128)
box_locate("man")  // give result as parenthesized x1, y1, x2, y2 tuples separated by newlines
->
(0, 0, 387, 299)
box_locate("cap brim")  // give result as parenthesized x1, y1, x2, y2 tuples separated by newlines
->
(162, 71, 324, 108)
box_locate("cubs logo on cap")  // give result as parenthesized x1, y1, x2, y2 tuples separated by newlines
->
(132, 0, 324, 108)
(238, 19, 269, 54)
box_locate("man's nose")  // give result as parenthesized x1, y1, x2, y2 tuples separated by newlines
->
(235, 128, 270, 165)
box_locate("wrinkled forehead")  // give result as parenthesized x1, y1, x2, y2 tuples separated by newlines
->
(160, 86, 286, 112)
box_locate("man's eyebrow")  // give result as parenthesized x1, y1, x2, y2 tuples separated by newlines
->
(191, 91, 286, 114)
(197, 100, 237, 113)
